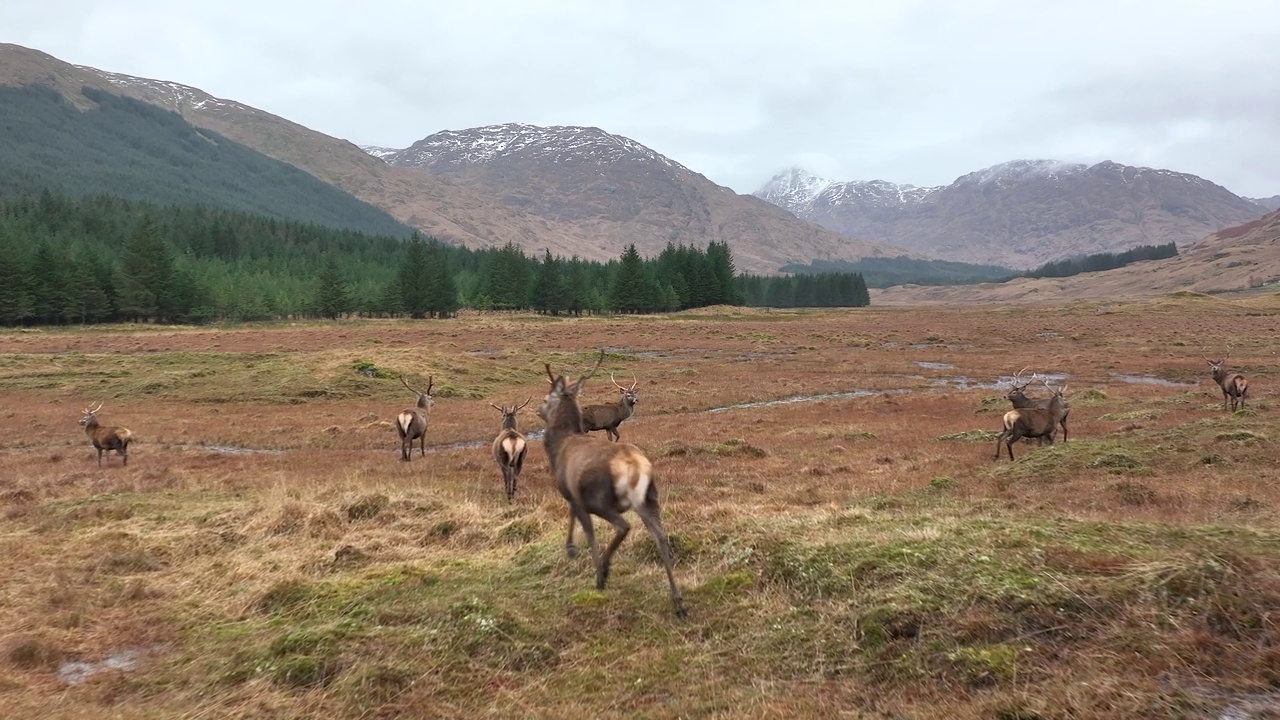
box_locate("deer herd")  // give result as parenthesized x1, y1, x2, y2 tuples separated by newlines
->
(74, 347, 1252, 619)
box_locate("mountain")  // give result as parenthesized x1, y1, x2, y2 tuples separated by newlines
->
(755, 160, 1270, 269)
(0, 43, 908, 274)
(873, 208, 1280, 305)
(1251, 196, 1280, 212)
(0, 83, 414, 237)
(367, 123, 914, 273)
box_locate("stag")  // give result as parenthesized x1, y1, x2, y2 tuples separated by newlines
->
(1005, 367, 1070, 443)
(1204, 349, 1249, 412)
(79, 402, 133, 466)
(580, 373, 639, 442)
(490, 397, 531, 503)
(396, 376, 434, 461)
(539, 351, 686, 619)
(994, 378, 1069, 461)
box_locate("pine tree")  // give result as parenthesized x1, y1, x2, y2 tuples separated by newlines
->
(398, 233, 432, 318)
(315, 255, 351, 319)
(706, 241, 743, 305)
(532, 249, 570, 315)
(609, 244, 658, 313)
(0, 244, 32, 325)
(424, 241, 459, 318)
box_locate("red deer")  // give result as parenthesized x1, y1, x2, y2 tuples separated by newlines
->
(490, 397, 531, 503)
(396, 376, 434, 461)
(1204, 349, 1249, 411)
(994, 378, 1069, 461)
(1005, 367, 1070, 443)
(79, 402, 132, 466)
(539, 351, 686, 619)
(580, 373, 639, 442)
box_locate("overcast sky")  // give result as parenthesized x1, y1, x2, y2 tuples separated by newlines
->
(5, 0, 1280, 197)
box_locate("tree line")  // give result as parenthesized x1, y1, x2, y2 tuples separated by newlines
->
(737, 272, 870, 308)
(0, 193, 790, 326)
(1022, 242, 1179, 279)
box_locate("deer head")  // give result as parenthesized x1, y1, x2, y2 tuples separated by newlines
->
(1203, 347, 1232, 373)
(491, 397, 531, 429)
(79, 401, 104, 427)
(539, 351, 605, 424)
(611, 372, 639, 407)
(401, 376, 434, 410)
(1005, 366, 1031, 402)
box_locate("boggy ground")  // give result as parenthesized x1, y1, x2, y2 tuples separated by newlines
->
(2, 293, 1280, 719)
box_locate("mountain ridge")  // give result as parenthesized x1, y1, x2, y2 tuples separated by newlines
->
(0, 43, 910, 274)
(755, 160, 1271, 269)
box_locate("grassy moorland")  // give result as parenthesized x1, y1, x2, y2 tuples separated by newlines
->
(2, 293, 1280, 719)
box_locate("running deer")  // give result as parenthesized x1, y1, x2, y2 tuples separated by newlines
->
(994, 377, 1069, 461)
(396, 376, 434, 461)
(1005, 367, 1070, 443)
(490, 397, 531, 503)
(539, 351, 686, 619)
(581, 373, 639, 442)
(1204, 349, 1249, 411)
(79, 402, 133, 466)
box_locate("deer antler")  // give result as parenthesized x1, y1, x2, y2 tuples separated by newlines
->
(425, 376, 433, 396)
(629, 374, 638, 391)
(1224, 346, 1232, 363)
(545, 363, 557, 384)
(611, 372, 626, 390)
(400, 376, 415, 393)
(515, 396, 531, 412)
(489, 403, 505, 413)
(579, 349, 605, 384)
(1010, 366, 1030, 387)
(88, 401, 104, 414)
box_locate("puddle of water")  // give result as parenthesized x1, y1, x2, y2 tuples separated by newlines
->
(1109, 373, 1197, 388)
(708, 390, 878, 413)
(915, 361, 956, 370)
(59, 648, 147, 685)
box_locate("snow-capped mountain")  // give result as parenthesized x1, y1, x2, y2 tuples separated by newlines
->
(359, 145, 400, 160)
(380, 123, 693, 174)
(360, 122, 913, 271)
(754, 159, 1270, 269)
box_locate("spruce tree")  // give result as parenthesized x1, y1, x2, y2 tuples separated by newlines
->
(315, 255, 351, 319)
(424, 241, 459, 318)
(609, 244, 658, 313)
(532, 249, 570, 315)
(398, 233, 432, 318)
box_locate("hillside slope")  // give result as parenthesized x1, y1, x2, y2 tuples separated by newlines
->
(873, 209, 1280, 305)
(0, 84, 413, 237)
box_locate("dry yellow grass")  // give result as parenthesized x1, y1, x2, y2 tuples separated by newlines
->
(2, 299, 1279, 719)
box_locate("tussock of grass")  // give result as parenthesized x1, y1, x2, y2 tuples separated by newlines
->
(1070, 387, 1110, 406)
(1098, 409, 1160, 422)
(939, 430, 1000, 442)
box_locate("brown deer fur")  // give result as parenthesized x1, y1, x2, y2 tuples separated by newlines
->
(490, 398, 531, 503)
(396, 376, 434, 461)
(580, 373, 639, 442)
(539, 351, 686, 619)
(79, 402, 132, 466)
(994, 379, 1069, 461)
(1204, 349, 1249, 411)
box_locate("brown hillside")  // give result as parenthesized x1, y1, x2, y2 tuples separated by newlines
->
(874, 209, 1280, 305)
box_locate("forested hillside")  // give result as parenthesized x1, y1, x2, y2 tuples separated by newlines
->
(780, 256, 1014, 288)
(0, 194, 860, 326)
(0, 84, 414, 237)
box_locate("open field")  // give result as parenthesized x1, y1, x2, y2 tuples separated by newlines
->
(3, 295, 1280, 719)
